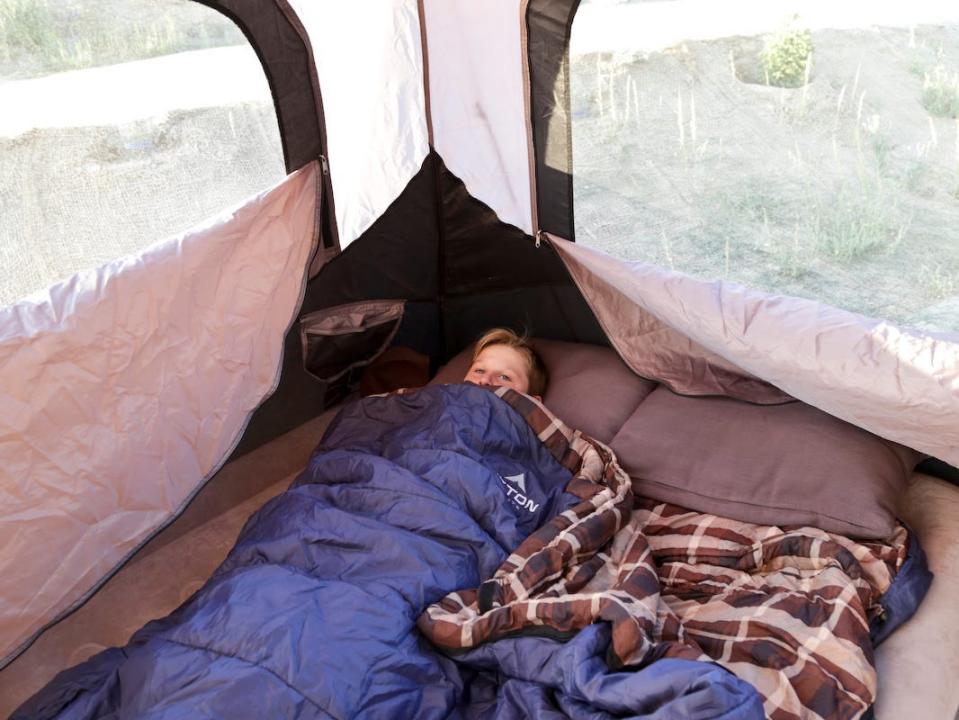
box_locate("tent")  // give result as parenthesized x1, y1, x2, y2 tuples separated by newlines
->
(1, 0, 958, 716)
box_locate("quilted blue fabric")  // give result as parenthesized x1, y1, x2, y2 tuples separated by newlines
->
(15, 385, 763, 720)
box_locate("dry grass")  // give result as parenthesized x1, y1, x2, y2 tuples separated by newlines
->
(0, 0, 283, 306)
(570, 23, 959, 332)
(0, 0, 243, 79)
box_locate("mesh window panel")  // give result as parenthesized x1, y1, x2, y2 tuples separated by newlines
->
(0, 0, 285, 307)
(570, 0, 959, 334)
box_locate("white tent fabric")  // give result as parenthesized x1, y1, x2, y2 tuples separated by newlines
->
(555, 237, 959, 467)
(422, 0, 534, 234)
(0, 162, 319, 665)
(290, 0, 430, 247)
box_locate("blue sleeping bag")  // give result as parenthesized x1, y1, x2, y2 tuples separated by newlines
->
(15, 385, 763, 720)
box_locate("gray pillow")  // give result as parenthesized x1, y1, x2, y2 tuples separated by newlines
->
(431, 339, 657, 443)
(610, 387, 920, 538)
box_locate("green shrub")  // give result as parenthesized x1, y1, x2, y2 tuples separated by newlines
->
(921, 65, 959, 118)
(812, 183, 906, 260)
(1, 0, 245, 78)
(0, 0, 58, 61)
(761, 30, 813, 89)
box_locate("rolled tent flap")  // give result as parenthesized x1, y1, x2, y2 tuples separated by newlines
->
(0, 161, 319, 666)
(553, 237, 792, 404)
(554, 237, 959, 466)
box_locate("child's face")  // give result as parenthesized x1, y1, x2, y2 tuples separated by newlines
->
(465, 345, 531, 394)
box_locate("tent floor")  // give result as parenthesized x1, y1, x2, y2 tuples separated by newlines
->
(0, 406, 341, 717)
(1, 407, 957, 719)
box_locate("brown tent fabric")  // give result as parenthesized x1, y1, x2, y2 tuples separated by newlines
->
(554, 237, 959, 467)
(553, 235, 792, 403)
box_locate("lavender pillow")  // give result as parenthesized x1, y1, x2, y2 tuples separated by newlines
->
(431, 339, 656, 443)
(610, 387, 920, 538)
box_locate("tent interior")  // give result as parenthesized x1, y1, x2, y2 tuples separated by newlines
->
(1, 0, 958, 717)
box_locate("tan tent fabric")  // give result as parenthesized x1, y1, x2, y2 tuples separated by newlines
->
(554, 237, 959, 465)
(552, 236, 791, 404)
(0, 162, 319, 665)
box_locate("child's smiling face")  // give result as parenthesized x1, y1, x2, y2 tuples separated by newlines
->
(464, 344, 532, 394)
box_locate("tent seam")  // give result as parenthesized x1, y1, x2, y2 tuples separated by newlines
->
(416, 0, 434, 146)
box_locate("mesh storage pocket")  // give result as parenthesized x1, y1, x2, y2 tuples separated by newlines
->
(300, 300, 405, 383)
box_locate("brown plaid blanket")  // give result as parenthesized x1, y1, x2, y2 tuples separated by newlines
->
(417, 387, 908, 720)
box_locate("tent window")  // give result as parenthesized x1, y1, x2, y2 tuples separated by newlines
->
(0, 0, 285, 307)
(569, 1, 959, 334)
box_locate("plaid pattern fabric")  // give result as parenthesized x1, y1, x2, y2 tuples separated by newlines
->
(417, 387, 908, 720)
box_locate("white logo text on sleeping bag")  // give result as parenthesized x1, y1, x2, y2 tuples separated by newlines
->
(500, 473, 540, 513)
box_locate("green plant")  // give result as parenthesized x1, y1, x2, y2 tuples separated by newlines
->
(761, 29, 813, 89)
(918, 263, 958, 300)
(870, 133, 893, 176)
(770, 222, 815, 280)
(1, 0, 246, 78)
(0, 0, 58, 62)
(921, 65, 959, 118)
(811, 183, 907, 260)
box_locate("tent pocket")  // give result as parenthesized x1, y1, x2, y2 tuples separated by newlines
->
(300, 300, 405, 383)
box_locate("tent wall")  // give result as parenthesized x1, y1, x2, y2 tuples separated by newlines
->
(232, 154, 440, 456)
(196, 0, 338, 251)
(556, 238, 959, 468)
(303, 150, 607, 353)
(432, 153, 605, 352)
(0, 163, 319, 667)
(527, 0, 580, 240)
(183, 0, 959, 474)
(520, 0, 959, 467)
(304, 155, 442, 312)
(196, 0, 323, 173)
(288, 0, 430, 247)
(421, 0, 535, 235)
(242, 150, 605, 453)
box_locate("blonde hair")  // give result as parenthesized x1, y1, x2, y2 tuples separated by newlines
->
(472, 328, 548, 397)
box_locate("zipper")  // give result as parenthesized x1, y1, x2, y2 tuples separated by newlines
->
(317, 154, 338, 251)
(520, 0, 539, 240)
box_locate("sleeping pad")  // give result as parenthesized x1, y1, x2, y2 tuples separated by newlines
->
(15, 384, 921, 719)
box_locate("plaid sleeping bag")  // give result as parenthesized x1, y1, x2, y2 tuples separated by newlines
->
(419, 386, 927, 720)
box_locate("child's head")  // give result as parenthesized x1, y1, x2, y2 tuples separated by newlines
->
(464, 328, 548, 398)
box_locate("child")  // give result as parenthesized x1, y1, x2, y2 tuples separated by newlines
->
(464, 328, 548, 400)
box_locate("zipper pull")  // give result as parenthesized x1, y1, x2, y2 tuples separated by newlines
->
(319, 155, 330, 175)
(535, 230, 546, 248)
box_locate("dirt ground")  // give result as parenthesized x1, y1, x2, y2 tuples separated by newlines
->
(0, 96, 284, 307)
(0, 1, 280, 308)
(571, 23, 959, 333)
